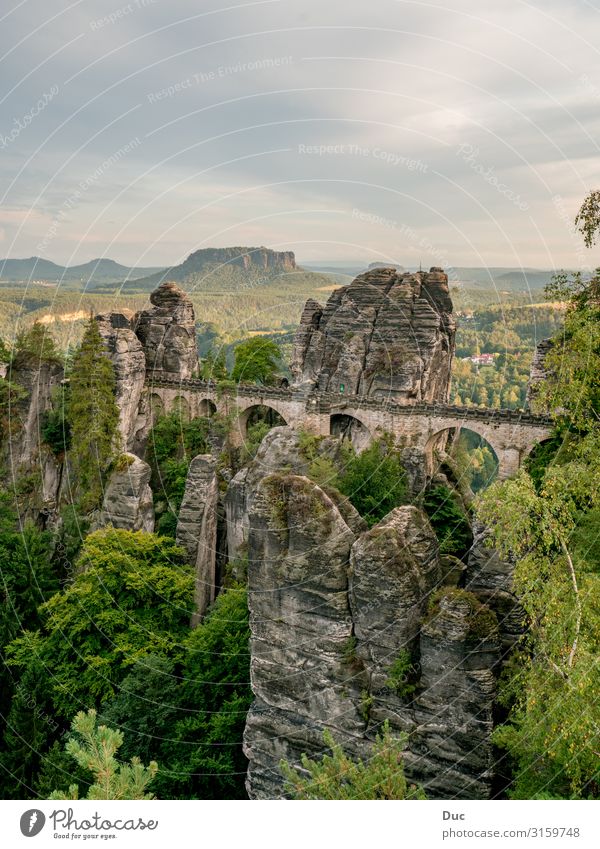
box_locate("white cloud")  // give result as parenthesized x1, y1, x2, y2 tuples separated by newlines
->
(1, 0, 599, 267)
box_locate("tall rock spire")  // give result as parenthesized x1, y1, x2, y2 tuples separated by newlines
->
(291, 266, 455, 402)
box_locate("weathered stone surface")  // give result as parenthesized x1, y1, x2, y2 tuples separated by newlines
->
(3, 356, 65, 522)
(95, 453, 154, 533)
(465, 520, 524, 655)
(6, 356, 64, 469)
(224, 426, 358, 560)
(134, 281, 198, 379)
(527, 338, 554, 409)
(291, 266, 455, 402)
(243, 481, 500, 800)
(225, 468, 249, 563)
(401, 446, 429, 496)
(176, 454, 220, 624)
(244, 473, 366, 798)
(412, 589, 500, 799)
(350, 506, 440, 687)
(95, 311, 146, 451)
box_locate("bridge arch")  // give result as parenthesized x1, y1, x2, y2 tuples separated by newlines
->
(149, 392, 165, 423)
(198, 398, 217, 417)
(425, 425, 499, 491)
(171, 394, 191, 421)
(330, 413, 372, 452)
(237, 403, 288, 440)
(521, 434, 562, 474)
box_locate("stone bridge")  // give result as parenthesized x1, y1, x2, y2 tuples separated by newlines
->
(145, 372, 553, 480)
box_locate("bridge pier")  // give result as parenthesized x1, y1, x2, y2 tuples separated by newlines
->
(496, 447, 522, 480)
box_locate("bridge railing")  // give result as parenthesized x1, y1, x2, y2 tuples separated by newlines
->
(143, 371, 553, 427)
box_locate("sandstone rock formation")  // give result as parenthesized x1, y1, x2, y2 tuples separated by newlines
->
(134, 281, 198, 379)
(526, 338, 554, 409)
(291, 266, 455, 401)
(465, 520, 524, 657)
(94, 453, 154, 533)
(176, 454, 222, 624)
(413, 589, 500, 798)
(95, 311, 146, 451)
(4, 355, 65, 519)
(243, 473, 367, 797)
(243, 471, 499, 800)
(7, 355, 64, 469)
(350, 506, 441, 695)
(132, 247, 297, 292)
(225, 426, 350, 561)
(182, 246, 296, 273)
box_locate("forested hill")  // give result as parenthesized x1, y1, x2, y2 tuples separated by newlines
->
(0, 257, 164, 287)
(116, 246, 302, 293)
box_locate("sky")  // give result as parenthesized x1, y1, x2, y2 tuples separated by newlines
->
(0, 0, 599, 270)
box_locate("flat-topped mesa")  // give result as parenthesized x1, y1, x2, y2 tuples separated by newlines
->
(133, 281, 198, 379)
(291, 266, 456, 402)
(178, 246, 296, 274)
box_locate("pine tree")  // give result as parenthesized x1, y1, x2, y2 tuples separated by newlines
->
(281, 722, 426, 800)
(67, 316, 120, 511)
(13, 321, 61, 366)
(48, 710, 158, 800)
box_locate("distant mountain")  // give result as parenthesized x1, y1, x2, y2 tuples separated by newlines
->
(493, 270, 556, 290)
(0, 257, 165, 286)
(119, 246, 298, 292)
(0, 257, 65, 281)
(446, 267, 558, 291)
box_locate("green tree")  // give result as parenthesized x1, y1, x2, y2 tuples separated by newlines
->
(477, 268, 600, 798)
(0, 377, 28, 444)
(422, 484, 472, 556)
(100, 655, 179, 767)
(6, 529, 194, 721)
(0, 637, 58, 798)
(281, 722, 426, 800)
(41, 385, 71, 456)
(146, 411, 212, 536)
(231, 337, 282, 385)
(48, 709, 158, 800)
(0, 338, 10, 363)
(575, 189, 600, 248)
(156, 585, 251, 799)
(531, 269, 600, 431)
(33, 740, 93, 800)
(478, 452, 600, 798)
(0, 494, 59, 798)
(13, 321, 61, 366)
(67, 317, 120, 511)
(336, 437, 408, 527)
(200, 348, 228, 381)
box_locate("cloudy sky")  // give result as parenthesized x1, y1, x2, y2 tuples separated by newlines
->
(1, 0, 599, 269)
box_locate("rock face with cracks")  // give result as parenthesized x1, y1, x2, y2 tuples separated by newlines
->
(134, 281, 198, 379)
(176, 454, 222, 625)
(291, 266, 455, 402)
(95, 311, 146, 451)
(224, 425, 350, 561)
(94, 453, 154, 533)
(243, 472, 500, 800)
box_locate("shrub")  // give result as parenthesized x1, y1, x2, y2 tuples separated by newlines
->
(337, 438, 408, 526)
(281, 721, 426, 800)
(422, 484, 472, 557)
